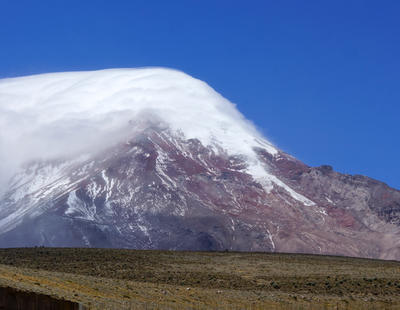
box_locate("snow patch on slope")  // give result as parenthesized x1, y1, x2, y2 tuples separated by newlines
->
(66, 190, 97, 221)
(247, 160, 315, 206)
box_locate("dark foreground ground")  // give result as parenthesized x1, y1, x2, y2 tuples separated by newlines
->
(0, 248, 399, 309)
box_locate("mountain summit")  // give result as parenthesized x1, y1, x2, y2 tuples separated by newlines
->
(1, 68, 399, 259)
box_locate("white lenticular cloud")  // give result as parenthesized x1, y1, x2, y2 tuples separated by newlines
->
(0, 67, 276, 189)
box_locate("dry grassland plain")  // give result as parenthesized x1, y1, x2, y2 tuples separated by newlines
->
(0, 248, 399, 309)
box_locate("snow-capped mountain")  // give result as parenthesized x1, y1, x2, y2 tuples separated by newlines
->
(0, 68, 399, 260)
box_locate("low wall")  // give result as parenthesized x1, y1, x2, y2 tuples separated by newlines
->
(0, 286, 86, 310)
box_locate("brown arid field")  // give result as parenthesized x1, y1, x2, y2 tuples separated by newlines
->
(0, 248, 399, 309)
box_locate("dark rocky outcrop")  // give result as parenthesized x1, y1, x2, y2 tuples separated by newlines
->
(0, 286, 85, 310)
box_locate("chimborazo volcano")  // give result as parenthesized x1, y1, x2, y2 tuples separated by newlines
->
(0, 68, 399, 260)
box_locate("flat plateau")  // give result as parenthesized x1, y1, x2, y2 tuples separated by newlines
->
(0, 248, 399, 309)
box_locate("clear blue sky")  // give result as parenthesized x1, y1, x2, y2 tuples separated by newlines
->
(1, 0, 399, 189)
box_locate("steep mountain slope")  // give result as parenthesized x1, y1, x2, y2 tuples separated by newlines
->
(0, 68, 399, 259)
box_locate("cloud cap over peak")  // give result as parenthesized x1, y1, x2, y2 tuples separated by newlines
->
(0, 68, 276, 188)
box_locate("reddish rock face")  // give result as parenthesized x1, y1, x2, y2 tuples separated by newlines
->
(0, 125, 399, 260)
